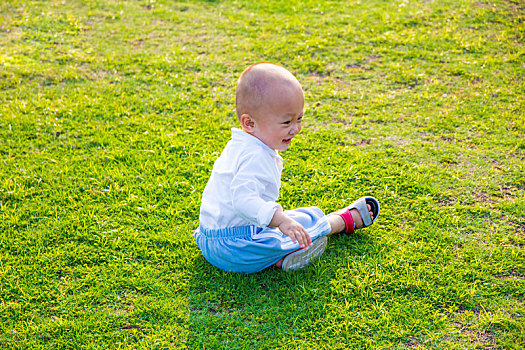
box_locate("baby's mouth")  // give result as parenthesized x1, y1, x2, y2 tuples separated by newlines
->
(283, 137, 292, 144)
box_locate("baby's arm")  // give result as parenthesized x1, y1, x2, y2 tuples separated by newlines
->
(270, 207, 313, 249)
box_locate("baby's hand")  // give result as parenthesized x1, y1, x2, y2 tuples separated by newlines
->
(278, 217, 313, 250)
(270, 208, 313, 249)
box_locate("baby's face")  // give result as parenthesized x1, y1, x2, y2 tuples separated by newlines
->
(251, 83, 304, 152)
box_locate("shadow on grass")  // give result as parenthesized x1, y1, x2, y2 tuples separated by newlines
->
(185, 232, 380, 348)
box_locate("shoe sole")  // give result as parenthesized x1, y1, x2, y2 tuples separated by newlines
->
(282, 236, 327, 272)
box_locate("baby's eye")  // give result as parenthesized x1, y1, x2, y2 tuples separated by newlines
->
(282, 121, 291, 125)
(297, 117, 303, 122)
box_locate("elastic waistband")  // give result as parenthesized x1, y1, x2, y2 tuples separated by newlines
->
(196, 225, 261, 239)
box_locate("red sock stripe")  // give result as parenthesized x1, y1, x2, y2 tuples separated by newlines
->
(339, 210, 355, 234)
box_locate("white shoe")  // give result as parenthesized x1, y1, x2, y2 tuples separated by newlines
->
(282, 236, 327, 272)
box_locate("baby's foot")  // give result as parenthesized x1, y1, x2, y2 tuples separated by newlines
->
(281, 236, 328, 271)
(349, 204, 374, 229)
(329, 197, 380, 234)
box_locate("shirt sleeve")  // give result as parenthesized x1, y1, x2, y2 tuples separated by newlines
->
(230, 153, 281, 227)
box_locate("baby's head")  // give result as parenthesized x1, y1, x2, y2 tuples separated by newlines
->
(236, 63, 304, 152)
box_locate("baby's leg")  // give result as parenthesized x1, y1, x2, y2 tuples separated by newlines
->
(274, 203, 376, 269)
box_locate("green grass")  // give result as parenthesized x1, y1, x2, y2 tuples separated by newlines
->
(1, 0, 524, 348)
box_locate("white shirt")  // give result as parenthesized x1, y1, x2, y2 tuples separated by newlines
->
(199, 128, 283, 229)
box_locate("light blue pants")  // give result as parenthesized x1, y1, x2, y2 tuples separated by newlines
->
(194, 207, 331, 274)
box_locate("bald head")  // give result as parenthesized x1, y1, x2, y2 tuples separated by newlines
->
(236, 63, 303, 121)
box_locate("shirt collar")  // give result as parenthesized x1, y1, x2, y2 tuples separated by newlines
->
(231, 128, 283, 161)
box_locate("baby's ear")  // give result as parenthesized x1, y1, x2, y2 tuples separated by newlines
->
(240, 113, 255, 132)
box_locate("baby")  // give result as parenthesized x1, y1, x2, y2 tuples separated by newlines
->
(194, 63, 380, 274)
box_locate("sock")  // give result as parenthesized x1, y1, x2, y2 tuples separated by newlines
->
(339, 210, 355, 234)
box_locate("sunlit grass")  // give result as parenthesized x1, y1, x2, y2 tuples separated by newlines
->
(0, 0, 523, 348)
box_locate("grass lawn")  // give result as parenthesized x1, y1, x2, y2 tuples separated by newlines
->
(1, 0, 524, 348)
